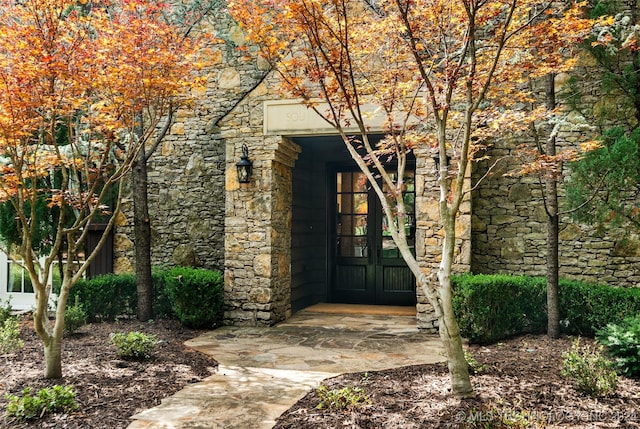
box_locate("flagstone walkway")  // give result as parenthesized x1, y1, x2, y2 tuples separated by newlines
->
(127, 304, 445, 428)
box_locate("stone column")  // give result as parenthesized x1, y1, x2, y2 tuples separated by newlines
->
(223, 134, 300, 326)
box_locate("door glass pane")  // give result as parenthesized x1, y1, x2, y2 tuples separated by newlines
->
(381, 171, 415, 259)
(336, 172, 368, 258)
(382, 237, 398, 258)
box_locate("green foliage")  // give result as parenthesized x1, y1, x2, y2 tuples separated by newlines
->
(566, 127, 640, 228)
(162, 267, 224, 328)
(597, 314, 640, 377)
(561, 339, 618, 396)
(558, 279, 640, 337)
(464, 351, 488, 375)
(110, 331, 159, 361)
(0, 298, 13, 325)
(0, 192, 58, 254)
(589, 0, 616, 18)
(5, 385, 78, 421)
(316, 385, 370, 410)
(453, 274, 640, 343)
(64, 296, 87, 335)
(65, 267, 223, 326)
(452, 274, 547, 344)
(151, 267, 177, 319)
(68, 274, 137, 321)
(0, 317, 24, 355)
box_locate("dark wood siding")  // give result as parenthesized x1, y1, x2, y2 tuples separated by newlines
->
(86, 224, 113, 278)
(291, 143, 328, 311)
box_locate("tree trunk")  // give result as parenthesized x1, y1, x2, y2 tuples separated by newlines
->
(41, 276, 69, 379)
(545, 74, 561, 339)
(546, 205, 560, 338)
(43, 336, 63, 379)
(438, 213, 473, 397)
(133, 149, 154, 321)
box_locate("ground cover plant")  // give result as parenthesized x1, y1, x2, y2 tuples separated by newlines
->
(5, 385, 78, 422)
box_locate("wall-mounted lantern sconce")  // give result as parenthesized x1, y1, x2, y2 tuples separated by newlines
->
(236, 144, 253, 184)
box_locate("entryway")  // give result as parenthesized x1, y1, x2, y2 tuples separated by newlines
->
(290, 136, 416, 311)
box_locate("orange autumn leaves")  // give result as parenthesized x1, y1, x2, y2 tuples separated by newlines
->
(228, 0, 596, 155)
(0, 0, 207, 205)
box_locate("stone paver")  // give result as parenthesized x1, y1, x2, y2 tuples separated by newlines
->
(128, 306, 444, 429)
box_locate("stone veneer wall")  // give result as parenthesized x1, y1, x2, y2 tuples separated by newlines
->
(116, 6, 640, 330)
(112, 7, 465, 328)
(113, 9, 269, 275)
(471, 59, 640, 288)
(414, 146, 472, 331)
(220, 71, 301, 324)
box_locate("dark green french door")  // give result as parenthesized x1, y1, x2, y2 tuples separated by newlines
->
(330, 168, 416, 306)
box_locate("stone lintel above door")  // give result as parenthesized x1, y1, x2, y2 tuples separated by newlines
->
(263, 99, 420, 137)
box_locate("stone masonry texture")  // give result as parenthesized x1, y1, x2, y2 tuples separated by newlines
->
(115, 5, 639, 329)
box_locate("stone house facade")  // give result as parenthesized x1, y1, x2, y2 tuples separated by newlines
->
(111, 10, 639, 331)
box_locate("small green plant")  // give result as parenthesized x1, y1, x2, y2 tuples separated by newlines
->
(465, 351, 488, 374)
(561, 339, 618, 396)
(110, 331, 159, 360)
(5, 385, 78, 421)
(0, 298, 13, 325)
(316, 385, 370, 410)
(0, 317, 23, 355)
(64, 296, 87, 335)
(597, 314, 640, 377)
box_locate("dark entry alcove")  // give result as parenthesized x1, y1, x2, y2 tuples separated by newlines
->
(290, 135, 416, 311)
(290, 136, 347, 311)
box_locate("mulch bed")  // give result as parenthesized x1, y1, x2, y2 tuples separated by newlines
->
(0, 316, 217, 429)
(274, 335, 640, 429)
(2, 317, 640, 428)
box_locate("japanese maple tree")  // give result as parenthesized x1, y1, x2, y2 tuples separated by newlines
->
(0, 0, 207, 378)
(229, 0, 593, 396)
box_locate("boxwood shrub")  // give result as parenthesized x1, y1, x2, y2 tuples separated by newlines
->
(558, 280, 640, 337)
(452, 274, 640, 344)
(69, 273, 137, 321)
(162, 267, 224, 329)
(66, 267, 223, 326)
(452, 274, 547, 344)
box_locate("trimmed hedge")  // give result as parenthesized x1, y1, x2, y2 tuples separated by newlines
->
(69, 273, 137, 321)
(66, 267, 223, 326)
(162, 267, 224, 329)
(452, 274, 547, 344)
(452, 274, 640, 344)
(559, 279, 640, 337)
